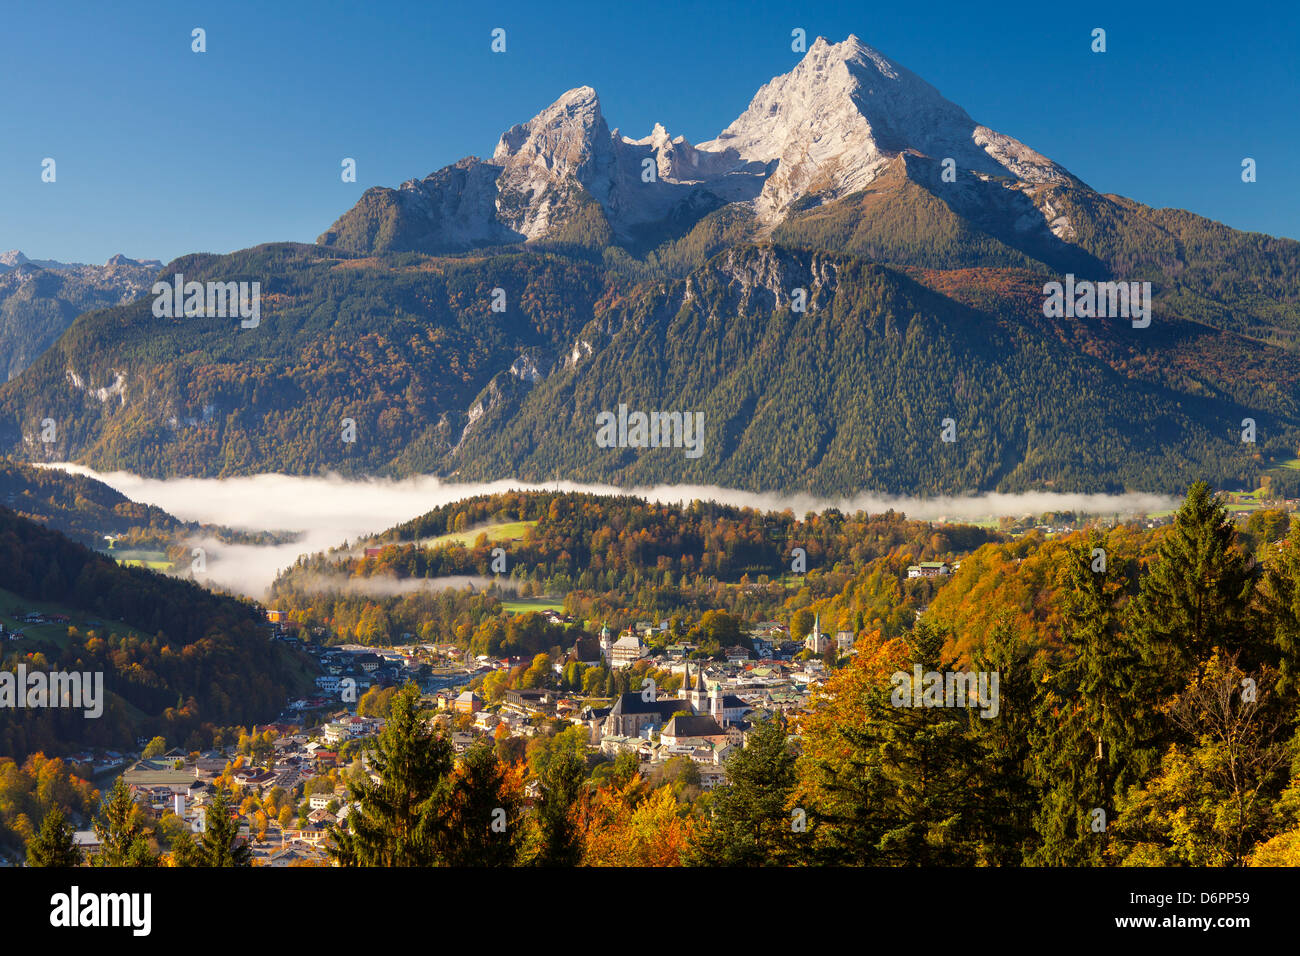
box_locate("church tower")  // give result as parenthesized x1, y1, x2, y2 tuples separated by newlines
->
(685, 662, 708, 712)
(599, 623, 613, 663)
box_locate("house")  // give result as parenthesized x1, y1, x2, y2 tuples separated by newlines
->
(232, 767, 276, 788)
(504, 688, 551, 712)
(660, 714, 728, 749)
(453, 690, 483, 714)
(724, 645, 752, 665)
(907, 562, 951, 578)
(72, 831, 102, 854)
(609, 633, 647, 668)
(322, 722, 352, 745)
(194, 757, 228, 779)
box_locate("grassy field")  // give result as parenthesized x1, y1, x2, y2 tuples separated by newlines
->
(501, 597, 565, 614)
(0, 585, 137, 650)
(417, 520, 537, 550)
(108, 548, 172, 570)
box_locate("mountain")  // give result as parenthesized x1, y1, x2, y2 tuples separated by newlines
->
(0, 252, 162, 381)
(0, 36, 1298, 496)
(319, 36, 1074, 256)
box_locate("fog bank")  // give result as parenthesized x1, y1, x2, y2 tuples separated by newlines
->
(43, 465, 1179, 599)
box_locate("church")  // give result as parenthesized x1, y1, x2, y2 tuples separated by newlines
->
(596, 661, 751, 740)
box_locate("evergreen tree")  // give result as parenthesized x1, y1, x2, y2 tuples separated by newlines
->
(198, 786, 251, 867)
(1131, 481, 1255, 685)
(331, 683, 452, 866)
(92, 777, 159, 867)
(1029, 534, 1154, 865)
(966, 618, 1039, 865)
(1257, 525, 1300, 696)
(167, 829, 202, 867)
(800, 621, 1002, 865)
(27, 805, 82, 867)
(688, 714, 799, 866)
(438, 739, 524, 866)
(532, 749, 586, 867)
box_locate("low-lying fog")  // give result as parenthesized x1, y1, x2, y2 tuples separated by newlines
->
(45, 465, 1178, 601)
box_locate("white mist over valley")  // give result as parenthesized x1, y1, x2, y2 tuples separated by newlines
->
(43, 465, 1178, 599)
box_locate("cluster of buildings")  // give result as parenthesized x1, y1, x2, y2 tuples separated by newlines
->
(1, 605, 74, 641)
(92, 710, 395, 867)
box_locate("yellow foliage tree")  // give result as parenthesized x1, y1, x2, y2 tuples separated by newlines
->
(581, 783, 694, 866)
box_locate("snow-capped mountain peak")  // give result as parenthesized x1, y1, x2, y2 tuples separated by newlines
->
(320, 35, 1077, 252)
(698, 34, 1069, 218)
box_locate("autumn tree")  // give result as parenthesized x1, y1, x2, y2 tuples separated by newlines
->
(1109, 652, 1292, 866)
(437, 740, 525, 866)
(582, 783, 694, 866)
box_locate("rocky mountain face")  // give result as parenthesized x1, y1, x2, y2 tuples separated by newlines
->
(0, 252, 161, 381)
(1, 37, 1298, 496)
(320, 36, 1078, 255)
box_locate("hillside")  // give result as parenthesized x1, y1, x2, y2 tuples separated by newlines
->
(0, 506, 315, 760)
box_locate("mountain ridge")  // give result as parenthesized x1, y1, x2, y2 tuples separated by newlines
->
(0, 36, 1297, 497)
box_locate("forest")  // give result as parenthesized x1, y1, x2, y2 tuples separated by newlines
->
(0, 506, 314, 761)
(4, 231, 1300, 496)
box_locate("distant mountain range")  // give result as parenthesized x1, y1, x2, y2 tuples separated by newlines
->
(1, 36, 1297, 496)
(0, 251, 161, 381)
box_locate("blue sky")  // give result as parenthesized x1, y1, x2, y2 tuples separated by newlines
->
(3, 0, 1296, 263)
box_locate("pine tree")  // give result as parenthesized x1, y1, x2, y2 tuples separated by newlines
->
(27, 806, 82, 867)
(331, 683, 452, 866)
(438, 739, 524, 866)
(1132, 481, 1255, 683)
(532, 749, 586, 866)
(1256, 525, 1300, 695)
(92, 777, 159, 867)
(688, 714, 799, 866)
(1029, 534, 1153, 865)
(799, 621, 1001, 865)
(198, 786, 251, 867)
(966, 618, 1039, 865)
